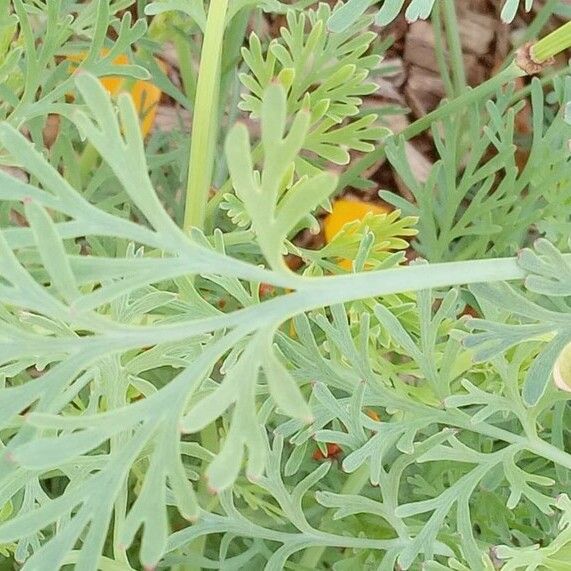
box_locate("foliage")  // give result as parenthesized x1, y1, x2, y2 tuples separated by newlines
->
(382, 79, 571, 261)
(328, 0, 539, 31)
(0, 1, 570, 571)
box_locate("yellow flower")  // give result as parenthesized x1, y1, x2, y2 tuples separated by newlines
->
(68, 51, 163, 137)
(323, 198, 392, 270)
(324, 199, 391, 243)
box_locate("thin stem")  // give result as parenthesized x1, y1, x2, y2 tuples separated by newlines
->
(174, 34, 197, 105)
(337, 63, 526, 192)
(441, 0, 466, 96)
(205, 142, 263, 225)
(183, 0, 230, 233)
(506, 0, 560, 62)
(432, 3, 455, 98)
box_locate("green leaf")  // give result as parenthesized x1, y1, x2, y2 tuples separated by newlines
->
(523, 333, 571, 406)
(262, 336, 313, 422)
(144, 0, 207, 30)
(24, 201, 79, 304)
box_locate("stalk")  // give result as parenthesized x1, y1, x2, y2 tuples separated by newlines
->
(179, 4, 229, 567)
(183, 0, 229, 233)
(531, 20, 571, 62)
(174, 34, 197, 105)
(507, 0, 560, 60)
(441, 0, 466, 96)
(432, 4, 454, 98)
(337, 19, 571, 193)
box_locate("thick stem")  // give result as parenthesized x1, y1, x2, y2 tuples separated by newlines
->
(180, 6, 229, 568)
(532, 20, 571, 62)
(183, 0, 229, 233)
(507, 0, 560, 61)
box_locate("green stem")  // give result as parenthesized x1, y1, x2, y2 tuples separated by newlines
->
(527, 438, 571, 470)
(532, 20, 571, 62)
(180, 7, 229, 568)
(442, 0, 466, 96)
(337, 62, 526, 192)
(507, 0, 560, 61)
(207, 49, 525, 219)
(174, 34, 197, 105)
(432, 3, 454, 99)
(183, 0, 229, 233)
(298, 464, 370, 568)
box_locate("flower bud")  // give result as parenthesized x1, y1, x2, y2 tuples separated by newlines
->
(553, 342, 571, 393)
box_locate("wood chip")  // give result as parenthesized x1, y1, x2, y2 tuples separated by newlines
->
(405, 65, 445, 117)
(458, 10, 496, 56)
(154, 105, 190, 133)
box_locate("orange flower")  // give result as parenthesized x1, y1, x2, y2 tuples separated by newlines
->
(323, 198, 391, 270)
(365, 408, 380, 422)
(312, 443, 343, 461)
(68, 51, 163, 137)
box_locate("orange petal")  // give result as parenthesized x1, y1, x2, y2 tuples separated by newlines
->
(337, 258, 353, 271)
(67, 50, 163, 137)
(365, 409, 380, 422)
(324, 199, 390, 243)
(130, 78, 162, 137)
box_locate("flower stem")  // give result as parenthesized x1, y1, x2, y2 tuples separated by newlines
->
(507, 0, 560, 60)
(432, 4, 454, 98)
(183, 0, 229, 233)
(442, 0, 466, 97)
(179, 5, 229, 568)
(532, 20, 571, 62)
